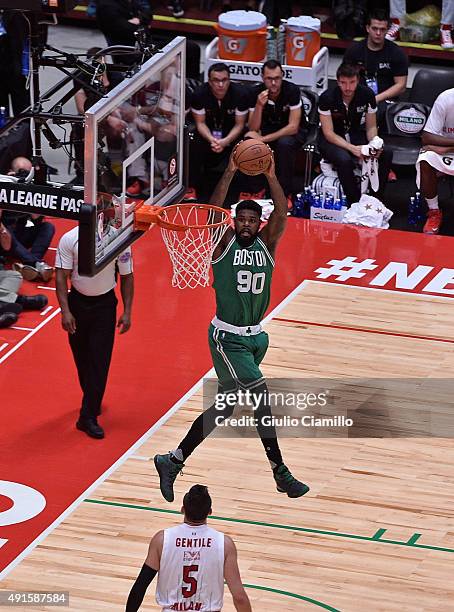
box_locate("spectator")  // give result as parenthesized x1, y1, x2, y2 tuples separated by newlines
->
(125, 485, 251, 612)
(344, 8, 408, 125)
(246, 59, 307, 201)
(0, 10, 30, 116)
(55, 222, 134, 440)
(2, 157, 55, 282)
(96, 0, 200, 79)
(318, 62, 392, 206)
(386, 0, 454, 49)
(416, 88, 454, 234)
(189, 62, 249, 199)
(0, 213, 49, 328)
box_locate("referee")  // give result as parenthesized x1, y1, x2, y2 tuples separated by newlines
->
(55, 226, 134, 439)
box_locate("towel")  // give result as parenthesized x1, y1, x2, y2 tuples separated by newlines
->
(360, 136, 383, 194)
(342, 194, 393, 228)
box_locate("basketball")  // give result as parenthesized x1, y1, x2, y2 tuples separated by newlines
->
(233, 139, 272, 176)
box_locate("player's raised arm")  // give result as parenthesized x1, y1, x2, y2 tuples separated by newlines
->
(210, 147, 238, 210)
(260, 153, 287, 255)
(210, 149, 237, 259)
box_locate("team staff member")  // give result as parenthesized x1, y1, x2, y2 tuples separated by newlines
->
(344, 9, 408, 125)
(125, 485, 251, 611)
(246, 59, 307, 199)
(55, 226, 134, 439)
(189, 63, 249, 199)
(318, 62, 392, 206)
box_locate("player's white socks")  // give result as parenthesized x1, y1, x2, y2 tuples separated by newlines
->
(171, 448, 184, 463)
(426, 196, 439, 210)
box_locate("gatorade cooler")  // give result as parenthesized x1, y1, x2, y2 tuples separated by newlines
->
(285, 16, 321, 67)
(216, 10, 267, 62)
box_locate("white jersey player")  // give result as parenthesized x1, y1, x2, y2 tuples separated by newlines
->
(125, 485, 251, 612)
(417, 87, 454, 235)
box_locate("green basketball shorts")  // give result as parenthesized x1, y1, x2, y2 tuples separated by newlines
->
(208, 323, 269, 394)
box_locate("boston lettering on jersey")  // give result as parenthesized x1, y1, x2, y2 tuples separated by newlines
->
(212, 236, 274, 327)
(232, 249, 267, 267)
(175, 537, 212, 548)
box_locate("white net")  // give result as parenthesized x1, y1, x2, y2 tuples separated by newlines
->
(159, 204, 230, 289)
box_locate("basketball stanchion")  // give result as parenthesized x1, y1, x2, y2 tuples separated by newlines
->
(134, 203, 231, 289)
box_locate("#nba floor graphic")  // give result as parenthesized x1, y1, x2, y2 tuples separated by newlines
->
(1, 218, 454, 581)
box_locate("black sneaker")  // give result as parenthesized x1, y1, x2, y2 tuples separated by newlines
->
(154, 452, 184, 502)
(0, 301, 23, 315)
(15, 294, 48, 311)
(76, 418, 105, 439)
(0, 312, 18, 328)
(273, 464, 310, 498)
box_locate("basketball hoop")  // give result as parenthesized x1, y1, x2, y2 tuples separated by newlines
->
(134, 203, 231, 289)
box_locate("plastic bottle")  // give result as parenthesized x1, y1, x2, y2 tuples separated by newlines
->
(0, 107, 7, 129)
(293, 193, 304, 217)
(408, 196, 416, 225)
(324, 194, 334, 209)
(334, 198, 342, 211)
(415, 191, 424, 222)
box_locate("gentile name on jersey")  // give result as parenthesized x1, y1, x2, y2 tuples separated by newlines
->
(233, 249, 268, 267)
(175, 537, 212, 548)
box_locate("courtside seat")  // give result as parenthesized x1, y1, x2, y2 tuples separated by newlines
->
(382, 102, 431, 165)
(409, 68, 454, 108)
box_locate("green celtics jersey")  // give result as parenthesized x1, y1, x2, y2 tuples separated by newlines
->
(212, 235, 275, 326)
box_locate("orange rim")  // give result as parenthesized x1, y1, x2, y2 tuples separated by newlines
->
(154, 203, 231, 232)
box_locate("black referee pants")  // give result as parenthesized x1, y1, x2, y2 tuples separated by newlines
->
(68, 288, 117, 420)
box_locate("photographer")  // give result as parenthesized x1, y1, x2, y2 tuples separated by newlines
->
(2, 157, 55, 282)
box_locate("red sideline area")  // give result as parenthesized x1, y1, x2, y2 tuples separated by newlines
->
(1, 218, 453, 577)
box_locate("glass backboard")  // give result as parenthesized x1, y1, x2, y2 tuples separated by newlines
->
(78, 36, 186, 276)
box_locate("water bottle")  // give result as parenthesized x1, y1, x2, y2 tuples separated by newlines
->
(334, 198, 342, 211)
(0, 107, 7, 129)
(292, 193, 303, 217)
(324, 195, 334, 209)
(415, 191, 424, 222)
(408, 196, 417, 225)
(312, 194, 322, 208)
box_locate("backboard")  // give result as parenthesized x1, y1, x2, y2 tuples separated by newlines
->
(78, 36, 186, 276)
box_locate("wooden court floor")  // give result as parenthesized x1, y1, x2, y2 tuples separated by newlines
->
(2, 281, 454, 611)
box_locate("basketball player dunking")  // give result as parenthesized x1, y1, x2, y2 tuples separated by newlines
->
(154, 150, 309, 502)
(125, 485, 251, 611)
